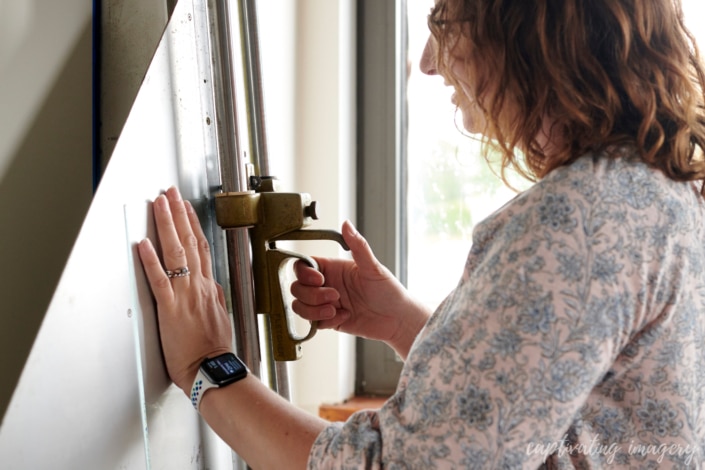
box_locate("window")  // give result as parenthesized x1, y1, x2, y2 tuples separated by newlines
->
(357, 0, 529, 395)
(405, 0, 705, 310)
(405, 1, 531, 311)
(357, 0, 705, 395)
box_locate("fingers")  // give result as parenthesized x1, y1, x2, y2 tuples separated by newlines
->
(139, 188, 196, 305)
(316, 311, 351, 331)
(184, 199, 214, 279)
(163, 187, 200, 278)
(138, 238, 174, 305)
(292, 295, 351, 331)
(291, 259, 340, 321)
(341, 220, 385, 276)
(152, 195, 189, 275)
(291, 299, 337, 321)
(142, 187, 214, 300)
(290, 288, 339, 315)
(293, 259, 325, 286)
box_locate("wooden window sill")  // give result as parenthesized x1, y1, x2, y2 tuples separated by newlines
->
(318, 396, 389, 422)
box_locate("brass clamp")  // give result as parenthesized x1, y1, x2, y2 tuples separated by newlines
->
(215, 178, 349, 361)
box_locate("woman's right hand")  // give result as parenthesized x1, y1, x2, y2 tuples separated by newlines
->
(291, 221, 431, 359)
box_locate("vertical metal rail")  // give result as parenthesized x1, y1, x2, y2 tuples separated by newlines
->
(206, 0, 261, 383)
(238, 0, 269, 177)
(237, 0, 291, 401)
(206, 2, 264, 468)
(209, 0, 290, 402)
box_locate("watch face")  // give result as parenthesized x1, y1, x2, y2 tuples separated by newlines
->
(201, 353, 247, 385)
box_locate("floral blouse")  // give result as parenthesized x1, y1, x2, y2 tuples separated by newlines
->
(308, 150, 705, 469)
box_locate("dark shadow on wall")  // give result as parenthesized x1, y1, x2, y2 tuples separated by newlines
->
(0, 18, 93, 423)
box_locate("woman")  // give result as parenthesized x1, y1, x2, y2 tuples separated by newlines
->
(139, 0, 705, 467)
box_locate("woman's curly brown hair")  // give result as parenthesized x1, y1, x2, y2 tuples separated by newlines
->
(429, 0, 705, 194)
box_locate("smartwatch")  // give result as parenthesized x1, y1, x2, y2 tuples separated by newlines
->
(190, 352, 248, 411)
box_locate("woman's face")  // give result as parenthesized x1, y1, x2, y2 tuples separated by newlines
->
(419, 18, 488, 135)
(419, 0, 558, 154)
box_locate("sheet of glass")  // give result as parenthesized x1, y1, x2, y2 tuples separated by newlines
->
(0, 0, 234, 467)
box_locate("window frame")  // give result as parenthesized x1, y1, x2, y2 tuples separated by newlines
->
(355, 0, 407, 395)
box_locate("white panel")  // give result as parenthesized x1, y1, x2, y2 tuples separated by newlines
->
(0, 0, 233, 467)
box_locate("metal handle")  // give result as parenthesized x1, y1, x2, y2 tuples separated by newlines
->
(267, 250, 318, 361)
(214, 190, 350, 360)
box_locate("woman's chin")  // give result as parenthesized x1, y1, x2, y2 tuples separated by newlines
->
(460, 115, 483, 135)
(452, 102, 487, 135)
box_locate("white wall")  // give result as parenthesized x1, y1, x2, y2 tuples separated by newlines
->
(259, 0, 357, 414)
(0, 0, 92, 183)
(0, 0, 94, 421)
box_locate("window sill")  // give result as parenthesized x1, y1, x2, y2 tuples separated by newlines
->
(318, 396, 389, 422)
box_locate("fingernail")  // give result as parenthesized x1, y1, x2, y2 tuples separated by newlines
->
(155, 195, 168, 210)
(138, 239, 151, 252)
(335, 311, 351, 323)
(322, 306, 336, 319)
(168, 186, 182, 201)
(185, 200, 194, 213)
(345, 220, 360, 237)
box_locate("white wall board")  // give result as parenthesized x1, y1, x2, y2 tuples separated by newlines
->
(0, 0, 234, 467)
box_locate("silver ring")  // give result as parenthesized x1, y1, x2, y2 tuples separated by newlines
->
(166, 267, 190, 278)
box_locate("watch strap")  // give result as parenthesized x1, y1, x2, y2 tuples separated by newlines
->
(190, 369, 219, 411)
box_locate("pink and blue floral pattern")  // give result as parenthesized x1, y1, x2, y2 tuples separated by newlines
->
(309, 150, 705, 469)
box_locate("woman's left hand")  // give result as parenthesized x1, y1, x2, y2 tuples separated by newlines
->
(138, 187, 233, 394)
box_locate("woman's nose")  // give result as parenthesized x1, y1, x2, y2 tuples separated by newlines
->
(419, 37, 437, 76)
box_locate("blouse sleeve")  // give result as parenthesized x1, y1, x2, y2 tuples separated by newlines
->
(308, 156, 684, 469)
